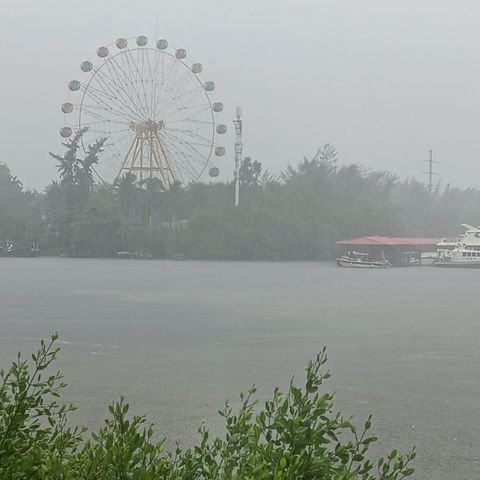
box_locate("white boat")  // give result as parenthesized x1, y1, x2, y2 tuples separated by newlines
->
(336, 251, 391, 269)
(434, 224, 480, 267)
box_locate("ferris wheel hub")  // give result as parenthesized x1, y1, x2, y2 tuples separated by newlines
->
(129, 119, 164, 134)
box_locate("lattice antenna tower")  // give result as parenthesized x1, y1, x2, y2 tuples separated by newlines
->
(233, 106, 243, 206)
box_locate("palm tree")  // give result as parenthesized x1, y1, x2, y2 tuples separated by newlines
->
(139, 177, 164, 228)
(161, 180, 184, 227)
(50, 128, 86, 189)
(49, 128, 106, 207)
(115, 173, 139, 223)
(77, 137, 106, 205)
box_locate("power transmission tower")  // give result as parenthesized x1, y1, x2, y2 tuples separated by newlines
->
(423, 149, 437, 194)
(233, 106, 243, 207)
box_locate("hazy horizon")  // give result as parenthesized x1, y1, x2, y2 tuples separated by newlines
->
(2, 0, 480, 190)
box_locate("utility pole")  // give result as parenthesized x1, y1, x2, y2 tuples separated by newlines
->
(233, 106, 243, 207)
(423, 149, 437, 194)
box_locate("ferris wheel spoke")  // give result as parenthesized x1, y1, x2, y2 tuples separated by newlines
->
(168, 118, 213, 126)
(125, 49, 150, 117)
(86, 127, 133, 135)
(173, 151, 205, 180)
(80, 102, 136, 124)
(145, 50, 159, 118)
(163, 104, 212, 123)
(155, 139, 187, 184)
(92, 70, 139, 117)
(183, 128, 215, 142)
(101, 56, 148, 120)
(160, 138, 202, 180)
(80, 118, 130, 129)
(119, 50, 147, 117)
(157, 93, 200, 120)
(83, 79, 142, 123)
(153, 91, 182, 123)
(163, 125, 212, 141)
(178, 140, 212, 148)
(144, 50, 157, 118)
(172, 83, 204, 103)
(158, 57, 193, 99)
(172, 155, 199, 182)
(79, 107, 109, 122)
(122, 50, 143, 96)
(137, 48, 148, 116)
(118, 50, 137, 87)
(141, 49, 153, 118)
(114, 52, 156, 120)
(161, 131, 210, 164)
(162, 111, 212, 128)
(163, 116, 212, 135)
(154, 97, 178, 122)
(168, 70, 198, 105)
(93, 67, 146, 121)
(160, 50, 165, 86)
(141, 49, 154, 117)
(154, 84, 203, 121)
(159, 54, 180, 92)
(80, 87, 137, 125)
(154, 58, 183, 112)
(163, 127, 213, 147)
(163, 81, 205, 106)
(152, 49, 161, 117)
(115, 51, 143, 108)
(175, 103, 211, 113)
(162, 133, 208, 165)
(80, 103, 133, 125)
(139, 48, 152, 118)
(100, 60, 140, 112)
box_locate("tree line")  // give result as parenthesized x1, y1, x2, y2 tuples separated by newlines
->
(1, 132, 480, 259)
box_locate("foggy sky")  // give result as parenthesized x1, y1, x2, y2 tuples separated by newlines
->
(2, 0, 480, 190)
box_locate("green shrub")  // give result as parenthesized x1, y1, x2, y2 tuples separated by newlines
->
(0, 335, 415, 479)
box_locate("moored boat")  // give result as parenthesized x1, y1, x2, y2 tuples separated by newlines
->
(336, 251, 391, 269)
(434, 224, 480, 268)
(420, 251, 437, 266)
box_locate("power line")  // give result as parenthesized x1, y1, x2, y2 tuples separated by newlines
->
(418, 153, 480, 189)
(422, 149, 438, 194)
(436, 161, 480, 177)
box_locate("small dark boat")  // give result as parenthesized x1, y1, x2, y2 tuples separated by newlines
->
(336, 251, 391, 269)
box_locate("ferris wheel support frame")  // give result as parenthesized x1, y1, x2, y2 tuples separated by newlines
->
(114, 124, 180, 188)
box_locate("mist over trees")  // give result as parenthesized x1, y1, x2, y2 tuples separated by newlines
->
(1, 135, 479, 259)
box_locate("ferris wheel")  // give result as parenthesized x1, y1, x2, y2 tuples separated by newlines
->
(60, 35, 226, 187)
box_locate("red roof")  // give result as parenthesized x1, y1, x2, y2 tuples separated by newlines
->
(336, 236, 439, 246)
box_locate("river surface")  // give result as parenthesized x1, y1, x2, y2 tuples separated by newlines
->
(0, 258, 479, 478)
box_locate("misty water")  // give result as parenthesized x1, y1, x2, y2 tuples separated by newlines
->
(1, 258, 479, 479)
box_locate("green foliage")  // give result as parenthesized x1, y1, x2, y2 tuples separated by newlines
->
(0, 337, 415, 479)
(78, 398, 171, 479)
(0, 334, 84, 478)
(0, 163, 38, 243)
(49, 128, 106, 208)
(240, 157, 263, 186)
